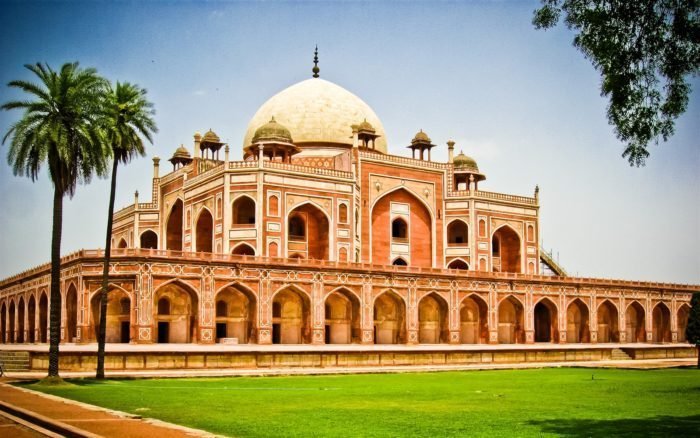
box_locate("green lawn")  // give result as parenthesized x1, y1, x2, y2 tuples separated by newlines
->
(25, 368, 700, 437)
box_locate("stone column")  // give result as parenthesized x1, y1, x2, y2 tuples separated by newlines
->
(77, 283, 89, 344)
(257, 274, 272, 344)
(525, 288, 534, 344)
(488, 288, 499, 344)
(589, 294, 598, 344)
(618, 295, 627, 343)
(134, 269, 154, 344)
(645, 297, 653, 342)
(198, 268, 215, 344)
(311, 274, 325, 345)
(406, 286, 419, 344)
(361, 280, 374, 344)
(558, 291, 567, 344)
(448, 282, 460, 344)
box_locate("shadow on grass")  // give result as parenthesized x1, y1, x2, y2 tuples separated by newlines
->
(529, 415, 700, 437)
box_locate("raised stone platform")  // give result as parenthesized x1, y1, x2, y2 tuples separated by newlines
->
(1, 343, 694, 372)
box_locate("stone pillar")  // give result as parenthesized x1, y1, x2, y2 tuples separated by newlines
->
(558, 292, 567, 343)
(488, 288, 499, 344)
(311, 275, 325, 345)
(361, 280, 374, 344)
(134, 270, 154, 344)
(525, 288, 534, 344)
(257, 275, 272, 345)
(77, 286, 89, 344)
(447, 140, 455, 163)
(406, 287, 419, 344)
(198, 268, 215, 344)
(448, 282, 460, 344)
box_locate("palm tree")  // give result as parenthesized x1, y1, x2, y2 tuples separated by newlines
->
(2, 62, 109, 379)
(96, 82, 157, 379)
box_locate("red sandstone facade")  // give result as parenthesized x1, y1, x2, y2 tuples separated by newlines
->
(0, 77, 696, 347)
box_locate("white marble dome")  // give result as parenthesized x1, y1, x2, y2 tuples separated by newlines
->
(243, 78, 387, 153)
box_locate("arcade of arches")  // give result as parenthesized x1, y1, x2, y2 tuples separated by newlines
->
(0, 282, 694, 346)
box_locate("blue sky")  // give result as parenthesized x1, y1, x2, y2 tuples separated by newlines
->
(0, 1, 698, 283)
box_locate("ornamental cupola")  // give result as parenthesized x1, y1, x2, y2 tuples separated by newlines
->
(244, 116, 300, 162)
(407, 129, 436, 161)
(199, 129, 225, 160)
(168, 144, 193, 170)
(353, 118, 381, 152)
(452, 149, 486, 191)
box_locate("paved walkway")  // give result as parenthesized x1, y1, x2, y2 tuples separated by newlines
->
(0, 381, 215, 437)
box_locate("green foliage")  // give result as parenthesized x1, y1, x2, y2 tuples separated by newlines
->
(687, 292, 700, 346)
(29, 368, 700, 437)
(96, 81, 157, 379)
(2, 62, 111, 378)
(533, 0, 700, 166)
(101, 81, 157, 164)
(1, 62, 110, 195)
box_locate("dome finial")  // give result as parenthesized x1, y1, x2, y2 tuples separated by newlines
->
(312, 45, 320, 78)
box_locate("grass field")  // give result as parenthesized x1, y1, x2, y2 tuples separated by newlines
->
(25, 368, 700, 437)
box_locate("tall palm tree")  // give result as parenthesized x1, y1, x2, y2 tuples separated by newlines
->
(96, 82, 157, 379)
(2, 62, 109, 379)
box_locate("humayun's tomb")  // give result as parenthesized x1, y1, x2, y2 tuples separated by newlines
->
(0, 61, 697, 371)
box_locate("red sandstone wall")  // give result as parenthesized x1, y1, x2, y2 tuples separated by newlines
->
(371, 189, 432, 267)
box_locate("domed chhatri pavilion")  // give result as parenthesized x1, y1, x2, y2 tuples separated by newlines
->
(0, 55, 696, 370)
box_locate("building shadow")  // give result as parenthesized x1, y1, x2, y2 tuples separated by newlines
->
(528, 415, 700, 437)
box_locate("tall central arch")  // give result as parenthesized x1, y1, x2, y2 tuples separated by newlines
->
(371, 188, 433, 267)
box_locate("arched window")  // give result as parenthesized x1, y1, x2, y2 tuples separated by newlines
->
(447, 220, 468, 245)
(289, 215, 305, 239)
(338, 203, 348, 223)
(268, 195, 279, 216)
(140, 230, 158, 249)
(118, 238, 128, 249)
(216, 300, 227, 317)
(392, 218, 408, 240)
(195, 209, 213, 253)
(232, 243, 255, 256)
(157, 298, 170, 315)
(527, 225, 534, 242)
(233, 197, 256, 225)
(392, 257, 408, 266)
(447, 259, 469, 270)
(166, 199, 184, 251)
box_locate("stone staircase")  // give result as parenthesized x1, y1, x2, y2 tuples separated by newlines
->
(0, 351, 30, 372)
(610, 348, 633, 361)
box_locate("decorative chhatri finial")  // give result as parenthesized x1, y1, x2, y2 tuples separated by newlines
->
(312, 45, 320, 78)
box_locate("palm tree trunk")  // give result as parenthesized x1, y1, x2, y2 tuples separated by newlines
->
(96, 158, 119, 379)
(48, 186, 63, 378)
